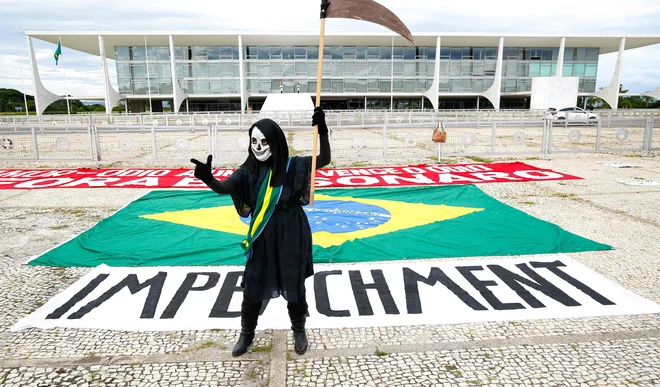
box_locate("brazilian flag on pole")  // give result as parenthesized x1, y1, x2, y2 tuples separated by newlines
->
(54, 41, 62, 65)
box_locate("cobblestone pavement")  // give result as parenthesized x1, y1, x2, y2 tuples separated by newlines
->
(0, 152, 658, 386)
(287, 338, 660, 386)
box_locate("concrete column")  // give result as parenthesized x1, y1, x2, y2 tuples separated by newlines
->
(594, 37, 625, 109)
(423, 35, 441, 110)
(482, 36, 504, 110)
(556, 37, 566, 77)
(26, 35, 60, 116)
(238, 35, 247, 112)
(98, 35, 124, 114)
(168, 35, 186, 113)
(390, 37, 394, 111)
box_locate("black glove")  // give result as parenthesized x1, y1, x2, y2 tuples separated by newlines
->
(312, 106, 329, 137)
(190, 155, 214, 184)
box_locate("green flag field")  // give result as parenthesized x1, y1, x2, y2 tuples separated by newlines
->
(29, 185, 611, 267)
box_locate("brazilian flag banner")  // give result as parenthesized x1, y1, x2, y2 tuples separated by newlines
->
(54, 41, 62, 65)
(29, 186, 611, 267)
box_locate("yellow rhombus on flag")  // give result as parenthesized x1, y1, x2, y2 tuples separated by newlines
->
(141, 193, 483, 248)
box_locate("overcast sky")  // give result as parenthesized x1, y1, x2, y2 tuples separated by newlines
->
(1, 0, 659, 98)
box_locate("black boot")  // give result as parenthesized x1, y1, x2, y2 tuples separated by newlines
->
(290, 313, 308, 355)
(232, 330, 254, 357)
(233, 301, 260, 357)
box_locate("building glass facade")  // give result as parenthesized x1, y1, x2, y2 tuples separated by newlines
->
(175, 45, 241, 94)
(115, 46, 174, 95)
(243, 45, 435, 94)
(114, 43, 599, 103)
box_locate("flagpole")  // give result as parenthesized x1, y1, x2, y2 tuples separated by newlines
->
(17, 47, 29, 116)
(309, 0, 415, 205)
(309, 6, 327, 206)
(17, 27, 29, 116)
(145, 36, 153, 115)
(59, 36, 71, 118)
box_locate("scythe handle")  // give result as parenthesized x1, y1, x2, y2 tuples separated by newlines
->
(310, 17, 326, 206)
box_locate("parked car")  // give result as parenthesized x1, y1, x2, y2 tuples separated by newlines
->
(545, 107, 599, 123)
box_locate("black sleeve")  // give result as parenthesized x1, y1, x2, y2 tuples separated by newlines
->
(315, 134, 331, 170)
(300, 134, 331, 173)
(204, 169, 244, 195)
(205, 178, 234, 195)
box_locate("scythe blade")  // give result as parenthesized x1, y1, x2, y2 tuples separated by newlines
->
(323, 0, 415, 45)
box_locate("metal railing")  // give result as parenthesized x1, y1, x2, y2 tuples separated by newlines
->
(94, 125, 211, 163)
(0, 116, 656, 165)
(2, 109, 658, 129)
(0, 124, 94, 162)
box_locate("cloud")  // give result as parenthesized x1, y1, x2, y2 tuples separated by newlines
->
(1, 0, 659, 97)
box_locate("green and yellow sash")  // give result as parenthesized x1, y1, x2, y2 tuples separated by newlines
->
(241, 158, 291, 260)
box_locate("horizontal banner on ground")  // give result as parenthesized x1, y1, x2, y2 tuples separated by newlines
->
(0, 162, 580, 189)
(618, 180, 660, 186)
(14, 255, 660, 332)
(597, 161, 641, 168)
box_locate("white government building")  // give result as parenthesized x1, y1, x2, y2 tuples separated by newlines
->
(23, 31, 660, 114)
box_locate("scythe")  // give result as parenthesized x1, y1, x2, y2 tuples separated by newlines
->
(309, 0, 415, 205)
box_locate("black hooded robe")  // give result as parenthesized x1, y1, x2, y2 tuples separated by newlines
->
(208, 119, 330, 303)
(228, 156, 314, 303)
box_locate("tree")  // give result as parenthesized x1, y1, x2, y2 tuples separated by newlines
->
(0, 89, 114, 114)
(0, 88, 35, 113)
(642, 96, 654, 108)
(44, 98, 75, 113)
(619, 99, 633, 109)
(44, 96, 108, 113)
(112, 101, 126, 112)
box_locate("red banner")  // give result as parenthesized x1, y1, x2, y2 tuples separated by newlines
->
(0, 162, 581, 190)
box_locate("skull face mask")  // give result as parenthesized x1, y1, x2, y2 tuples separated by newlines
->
(250, 127, 271, 162)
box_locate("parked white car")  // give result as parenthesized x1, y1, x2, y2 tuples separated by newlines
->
(545, 107, 599, 122)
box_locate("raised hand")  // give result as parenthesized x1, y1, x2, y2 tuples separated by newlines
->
(312, 106, 328, 137)
(190, 155, 214, 183)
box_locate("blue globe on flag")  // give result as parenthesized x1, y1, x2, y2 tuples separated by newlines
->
(240, 200, 391, 233)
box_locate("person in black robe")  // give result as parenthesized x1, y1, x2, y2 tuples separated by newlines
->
(191, 107, 331, 356)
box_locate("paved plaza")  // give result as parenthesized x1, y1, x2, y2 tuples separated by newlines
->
(0, 152, 658, 386)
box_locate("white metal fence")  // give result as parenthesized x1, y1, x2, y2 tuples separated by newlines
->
(2, 109, 658, 128)
(0, 124, 95, 162)
(94, 125, 211, 163)
(0, 116, 656, 165)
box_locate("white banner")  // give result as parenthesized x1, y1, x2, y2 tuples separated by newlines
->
(13, 255, 660, 332)
(597, 161, 641, 168)
(618, 180, 660, 186)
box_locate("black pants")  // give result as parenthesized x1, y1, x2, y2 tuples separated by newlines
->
(240, 291, 308, 331)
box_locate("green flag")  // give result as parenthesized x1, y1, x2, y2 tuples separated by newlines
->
(29, 186, 611, 267)
(54, 42, 62, 65)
